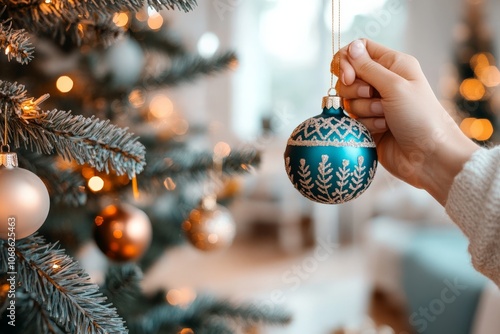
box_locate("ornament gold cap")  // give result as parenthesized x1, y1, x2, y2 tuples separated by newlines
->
(0, 149, 18, 168)
(322, 95, 343, 110)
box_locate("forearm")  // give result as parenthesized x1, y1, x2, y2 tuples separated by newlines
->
(445, 145, 500, 286)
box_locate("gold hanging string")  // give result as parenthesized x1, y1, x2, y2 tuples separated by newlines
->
(328, 0, 341, 96)
(132, 175, 140, 199)
(2, 108, 9, 152)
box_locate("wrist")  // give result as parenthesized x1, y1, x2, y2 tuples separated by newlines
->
(422, 128, 480, 205)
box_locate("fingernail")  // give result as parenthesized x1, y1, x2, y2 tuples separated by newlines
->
(341, 71, 346, 86)
(357, 85, 372, 98)
(371, 101, 383, 115)
(374, 118, 387, 129)
(349, 40, 366, 59)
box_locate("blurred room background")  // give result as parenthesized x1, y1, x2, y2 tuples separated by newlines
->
(141, 0, 500, 333)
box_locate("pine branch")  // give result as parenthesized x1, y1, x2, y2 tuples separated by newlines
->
(0, 235, 128, 334)
(129, 29, 186, 57)
(127, 295, 290, 333)
(0, 80, 146, 178)
(15, 290, 67, 334)
(143, 52, 237, 88)
(127, 303, 187, 333)
(2, 0, 197, 47)
(38, 15, 125, 48)
(17, 151, 87, 206)
(2, 0, 197, 25)
(195, 297, 292, 326)
(143, 148, 259, 185)
(146, 0, 198, 11)
(0, 16, 34, 64)
(102, 264, 144, 308)
(195, 321, 234, 334)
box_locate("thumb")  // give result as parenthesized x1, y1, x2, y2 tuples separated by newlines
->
(347, 39, 402, 95)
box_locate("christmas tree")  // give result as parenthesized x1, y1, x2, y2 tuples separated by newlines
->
(0, 1, 290, 333)
(452, 0, 499, 143)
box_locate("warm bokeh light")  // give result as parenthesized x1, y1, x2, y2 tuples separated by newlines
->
(88, 176, 105, 192)
(166, 288, 197, 307)
(4, 45, 10, 55)
(52, 263, 60, 269)
(459, 78, 485, 101)
(473, 118, 494, 141)
(477, 65, 500, 87)
(164, 177, 176, 191)
(147, 14, 164, 30)
(95, 216, 104, 227)
(460, 117, 494, 141)
(128, 89, 145, 108)
(81, 167, 95, 179)
(214, 141, 231, 158)
(228, 57, 239, 70)
(103, 205, 118, 216)
(56, 75, 74, 93)
(136, 11, 148, 22)
(113, 230, 123, 239)
(172, 119, 189, 135)
(113, 12, 129, 27)
(149, 94, 174, 119)
(471, 52, 494, 71)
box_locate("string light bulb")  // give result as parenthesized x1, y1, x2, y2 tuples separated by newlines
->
(56, 76, 74, 93)
(147, 14, 164, 30)
(88, 176, 105, 192)
(113, 13, 129, 27)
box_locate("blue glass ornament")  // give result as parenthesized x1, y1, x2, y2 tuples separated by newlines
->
(284, 96, 378, 204)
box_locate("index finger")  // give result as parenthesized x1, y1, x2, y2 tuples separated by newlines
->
(332, 39, 397, 85)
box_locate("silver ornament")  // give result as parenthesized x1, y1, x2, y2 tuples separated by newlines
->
(0, 151, 50, 240)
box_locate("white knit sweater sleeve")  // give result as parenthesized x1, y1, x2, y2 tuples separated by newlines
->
(446, 145, 500, 286)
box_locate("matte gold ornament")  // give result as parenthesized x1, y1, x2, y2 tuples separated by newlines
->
(0, 151, 50, 240)
(93, 203, 152, 262)
(183, 196, 236, 251)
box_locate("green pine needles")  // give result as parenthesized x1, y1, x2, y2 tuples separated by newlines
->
(0, 16, 34, 64)
(1, 0, 197, 46)
(0, 80, 146, 178)
(0, 235, 127, 333)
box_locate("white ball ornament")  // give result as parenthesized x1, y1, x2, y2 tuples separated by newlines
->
(90, 37, 145, 89)
(0, 151, 50, 240)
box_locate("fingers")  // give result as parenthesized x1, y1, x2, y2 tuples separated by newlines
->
(336, 79, 374, 99)
(332, 49, 355, 85)
(332, 39, 399, 85)
(345, 40, 402, 95)
(344, 98, 384, 118)
(357, 117, 388, 134)
(332, 39, 424, 94)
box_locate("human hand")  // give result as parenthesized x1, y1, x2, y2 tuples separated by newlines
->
(332, 39, 479, 205)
